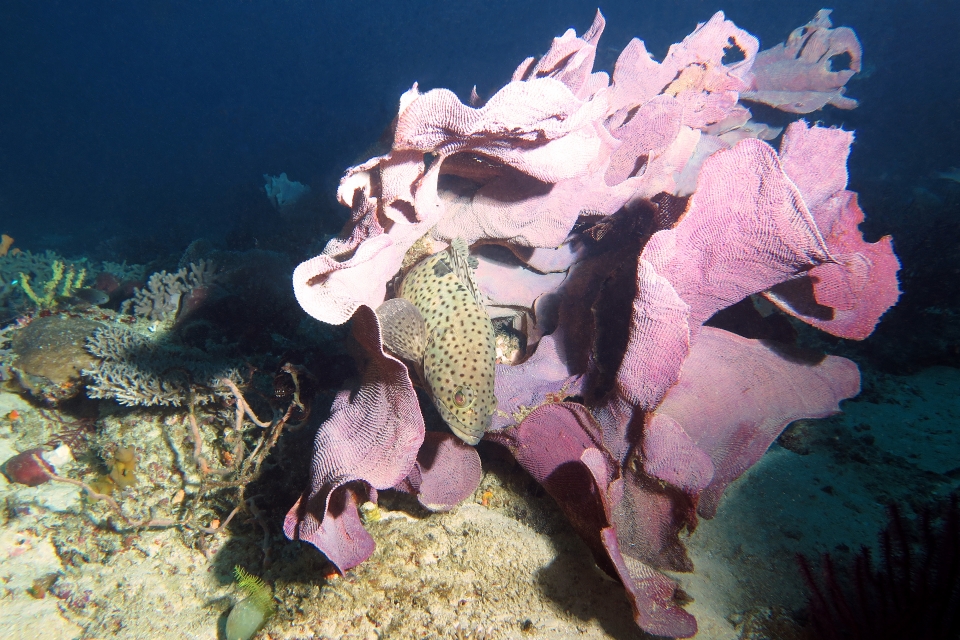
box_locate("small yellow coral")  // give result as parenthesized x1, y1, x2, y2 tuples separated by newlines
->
(359, 500, 382, 524)
(480, 489, 494, 507)
(19, 260, 86, 309)
(109, 447, 137, 488)
(89, 447, 138, 495)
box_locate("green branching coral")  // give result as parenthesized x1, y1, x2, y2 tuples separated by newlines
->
(226, 566, 275, 640)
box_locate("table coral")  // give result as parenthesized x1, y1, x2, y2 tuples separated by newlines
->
(284, 9, 900, 637)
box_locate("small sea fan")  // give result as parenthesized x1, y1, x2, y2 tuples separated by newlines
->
(234, 566, 275, 613)
(227, 566, 275, 640)
(798, 496, 960, 640)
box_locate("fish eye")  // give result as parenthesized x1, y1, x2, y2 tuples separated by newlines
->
(453, 385, 475, 408)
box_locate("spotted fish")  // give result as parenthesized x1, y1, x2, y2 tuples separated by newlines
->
(376, 238, 497, 445)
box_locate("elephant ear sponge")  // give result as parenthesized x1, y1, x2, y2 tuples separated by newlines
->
(226, 566, 275, 640)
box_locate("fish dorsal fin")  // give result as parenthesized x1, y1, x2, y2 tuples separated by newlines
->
(375, 297, 427, 363)
(448, 238, 485, 308)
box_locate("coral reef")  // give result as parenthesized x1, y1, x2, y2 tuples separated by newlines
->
(77, 248, 304, 408)
(116, 249, 302, 353)
(283, 8, 899, 638)
(99, 260, 145, 284)
(3, 373, 301, 541)
(0, 249, 67, 314)
(123, 259, 218, 322)
(0, 249, 127, 318)
(169, 248, 303, 351)
(19, 259, 86, 309)
(0, 239, 337, 638)
(83, 324, 240, 407)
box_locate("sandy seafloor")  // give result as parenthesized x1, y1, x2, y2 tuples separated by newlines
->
(0, 364, 957, 640)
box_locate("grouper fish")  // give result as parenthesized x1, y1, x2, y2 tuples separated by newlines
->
(375, 238, 497, 445)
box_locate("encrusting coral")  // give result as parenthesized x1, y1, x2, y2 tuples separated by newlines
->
(7, 315, 99, 405)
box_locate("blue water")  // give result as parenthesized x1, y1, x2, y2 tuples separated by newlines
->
(1, 1, 957, 257)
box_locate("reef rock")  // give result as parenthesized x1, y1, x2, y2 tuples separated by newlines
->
(9, 316, 99, 405)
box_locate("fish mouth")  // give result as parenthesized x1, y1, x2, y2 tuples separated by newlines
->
(434, 398, 488, 446)
(449, 424, 483, 446)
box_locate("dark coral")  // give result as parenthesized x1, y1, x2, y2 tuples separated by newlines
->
(798, 496, 960, 640)
(40, 409, 97, 454)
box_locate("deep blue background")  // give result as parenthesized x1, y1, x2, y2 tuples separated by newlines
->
(1, 0, 957, 258)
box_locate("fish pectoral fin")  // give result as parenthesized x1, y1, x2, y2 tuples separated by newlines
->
(375, 297, 427, 363)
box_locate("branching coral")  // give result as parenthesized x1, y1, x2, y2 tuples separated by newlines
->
(19, 260, 86, 309)
(83, 324, 240, 406)
(0, 250, 71, 312)
(122, 259, 217, 321)
(31, 377, 300, 546)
